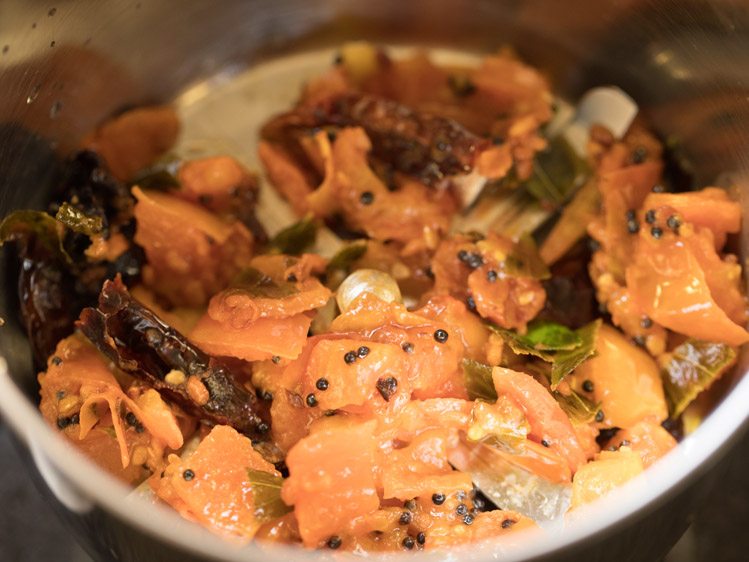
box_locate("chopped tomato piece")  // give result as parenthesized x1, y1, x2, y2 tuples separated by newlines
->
(258, 141, 314, 216)
(83, 106, 179, 180)
(133, 187, 253, 307)
(492, 367, 587, 473)
(300, 338, 410, 414)
(189, 312, 311, 362)
(571, 448, 643, 508)
(604, 421, 676, 468)
(572, 324, 668, 428)
(155, 425, 279, 541)
(177, 155, 259, 215)
(282, 418, 380, 547)
(38, 335, 181, 481)
(306, 128, 454, 243)
(380, 429, 472, 500)
(626, 235, 749, 346)
(592, 161, 663, 281)
(330, 294, 470, 399)
(642, 188, 741, 250)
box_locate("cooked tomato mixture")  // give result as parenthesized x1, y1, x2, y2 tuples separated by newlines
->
(2, 43, 746, 552)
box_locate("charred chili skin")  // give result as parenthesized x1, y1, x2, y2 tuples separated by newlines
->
(262, 93, 488, 185)
(9, 151, 144, 366)
(17, 237, 84, 366)
(77, 277, 269, 439)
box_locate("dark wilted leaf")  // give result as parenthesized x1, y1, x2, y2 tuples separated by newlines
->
(0, 210, 76, 269)
(662, 340, 737, 418)
(523, 136, 589, 208)
(550, 320, 600, 387)
(247, 468, 292, 521)
(504, 234, 550, 280)
(230, 268, 298, 299)
(55, 202, 104, 236)
(554, 390, 600, 423)
(462, 358, 497, 402)
(268, 215, 317, 255)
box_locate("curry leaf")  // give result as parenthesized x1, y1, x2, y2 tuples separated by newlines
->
(549, 319, 600, 388)
(55, 202, 104, 236)
(521, 320, 581, 351)
(462, 358, 497, 402)
(247, 468, 292, 521)
(490, 326, 557, 362)
(325, 242, 368, 290)
(553, 390, 600, 424)
(268, 215, 317, 255)
(130, 153, 182, 190)
(229, 268, 298, 299)
(523, 135, 589, 208)
(662, 340, 737, 418)
(491, 319, 601, 388)
(504, 234, 550, 280)
(0, 210, 71, 263)
(326, 242, 367, 276)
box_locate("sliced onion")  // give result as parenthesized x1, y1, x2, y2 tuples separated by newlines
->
(336, 268, 402, 312)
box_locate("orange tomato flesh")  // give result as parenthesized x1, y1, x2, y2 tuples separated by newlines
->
(189, 312, 311, 362)
(492, 367, 587, 473)
(155, 425, 279, 541)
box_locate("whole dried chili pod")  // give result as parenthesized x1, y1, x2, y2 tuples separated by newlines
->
(262, 93, 489, 186)
(77, 277, 269, 440)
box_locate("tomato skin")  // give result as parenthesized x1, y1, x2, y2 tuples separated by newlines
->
(207, 277, 331, 329)
(492, 367, 587, 473)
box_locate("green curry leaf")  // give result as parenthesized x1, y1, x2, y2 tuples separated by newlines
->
(521, 320, 581, 351)
(491, 319, 601, 388)
(326, 242, 367, 276)
(130, 153, 182, 190)
(268, 215, 317, 256)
